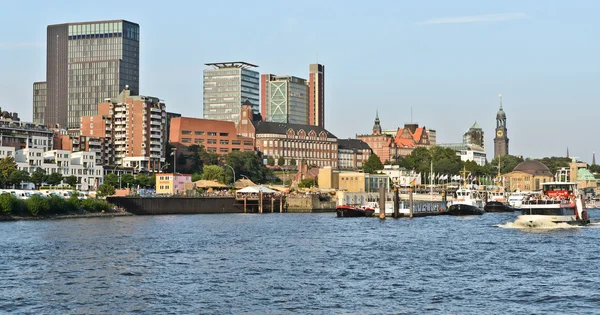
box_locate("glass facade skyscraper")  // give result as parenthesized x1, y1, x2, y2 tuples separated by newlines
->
(262, 75, 309, 124)
(36, 20, 139, 129)
(203, 62, 259, 123)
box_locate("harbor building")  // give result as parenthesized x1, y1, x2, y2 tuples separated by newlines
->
(494, 95, 509, 158)
(203, 62, 260, 123)
(169, 116, 255, 154)
(308, 64, 325, 127)
(34, 20, 140, 130)
(318, 167, 391, 193)
(260, 75, 309, 124)
(337, 139, 372, 170)
(237, 101, 338, 168)
(0, 146, 103, 191)
(503, 160, 553, 192)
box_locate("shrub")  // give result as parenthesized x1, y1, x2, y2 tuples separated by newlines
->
(0, 194, 17, 215)
(66, 195, 81, 212)
(47, 195, 66, 214)
(81, 199, 96, 212)
(25, 195, 50, 216)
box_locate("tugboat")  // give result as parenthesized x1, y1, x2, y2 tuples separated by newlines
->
(484, 188, 514, 212)
(517, 168, 590, 226)
(447, 167, 485, 215)
(336, 205, 375, 217)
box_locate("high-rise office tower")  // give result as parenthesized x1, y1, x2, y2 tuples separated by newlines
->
(308, 64, 325, 127)
(34, 20, 140, 130)
(260, 74, 309, 124)
(203, 62, 259, 123)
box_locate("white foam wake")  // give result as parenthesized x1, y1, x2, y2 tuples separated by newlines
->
(497, 217, 581, 230)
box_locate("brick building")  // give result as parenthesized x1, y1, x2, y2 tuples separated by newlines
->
(237, 101, 338, 168)
(337, 139, 372, 170)
(169, 117, 255, 154)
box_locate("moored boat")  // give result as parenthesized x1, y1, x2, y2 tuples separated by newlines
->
(336, 205, 375, 217)
(447, 186, 485, 215)
(484, 200, 514, 212)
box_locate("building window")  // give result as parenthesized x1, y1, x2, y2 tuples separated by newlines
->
(232, 140, 241, 145)
(194, 139, 204, 144)
(207, 132, 217, 136)
(182, 138, 191, 143)
(219, 132, 229, 137)
(207, 139, 217, 144)
(182, 130, 192, 135)
(194, 131, 204, 135)
(220, 148, 229, 153)
(220, 140, 229, 145)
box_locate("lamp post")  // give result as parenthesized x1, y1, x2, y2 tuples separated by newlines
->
(171, 147, 177, 175)
(224, 164, 236, 186)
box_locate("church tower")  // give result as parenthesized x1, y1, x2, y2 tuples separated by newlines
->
(494, 94, 509, 158)
(372, 110, 382, 135)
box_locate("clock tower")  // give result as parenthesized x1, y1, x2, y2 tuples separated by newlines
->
(494, 94, 509, 158)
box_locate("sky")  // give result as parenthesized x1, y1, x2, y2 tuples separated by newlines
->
(0, 0, 598, 163)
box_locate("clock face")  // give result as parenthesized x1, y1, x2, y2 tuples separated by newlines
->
(497, 130, 504, 137)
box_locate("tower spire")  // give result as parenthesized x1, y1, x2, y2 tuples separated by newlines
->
(499, 93, 503, 110)
(593, 151, 596, 165)
(567, 146, 570, 158)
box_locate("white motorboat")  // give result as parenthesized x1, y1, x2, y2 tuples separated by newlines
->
(447, 185, 484, 215)
(517, 168, 590, 227)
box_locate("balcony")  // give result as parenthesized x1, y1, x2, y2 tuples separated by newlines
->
(150, 147, 161, 152)
(114, 140, 126, 145)
(89, 141, 101, 146)
(151, 140, 161, 146)
(150, 107, 161, 113)
(114, 113, 126, 118)
(150, 120, 161, 126)
(150, 133, 161, 139)
(151, 114, 161, 120)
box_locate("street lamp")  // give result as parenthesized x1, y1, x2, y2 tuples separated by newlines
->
(224, 164, 236, 186)
(171, 147, 177, 175)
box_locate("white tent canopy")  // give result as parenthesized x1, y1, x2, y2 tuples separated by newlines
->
(236, 186, 277, 194)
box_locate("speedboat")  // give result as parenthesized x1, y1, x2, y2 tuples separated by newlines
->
(517, 168, 590, 227)
(447, 186, 485, 215)
(336, 205, 375, 217)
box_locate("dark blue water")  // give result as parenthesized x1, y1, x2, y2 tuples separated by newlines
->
(2, 211, 600, 314)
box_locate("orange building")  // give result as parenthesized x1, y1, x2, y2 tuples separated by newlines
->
(169, 117, 255, 154)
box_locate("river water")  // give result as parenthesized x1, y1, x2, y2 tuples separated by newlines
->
(1, 210, 600, 314)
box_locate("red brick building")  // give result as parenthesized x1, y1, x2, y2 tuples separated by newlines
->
(237, 101, 338, 168)
(169, 117, 255, 154)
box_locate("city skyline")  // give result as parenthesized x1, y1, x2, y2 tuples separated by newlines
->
(0, 0, 599, 162)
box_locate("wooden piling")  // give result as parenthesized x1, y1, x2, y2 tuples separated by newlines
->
(379, 186, 385, 220)
(244, 196, 247, 213)
(393, 187, 399, 218)
(409, 188, 414, 218)
(259, 191, 263, 214)
(279, 196, 283, 213)
(271, 197, 275, 213)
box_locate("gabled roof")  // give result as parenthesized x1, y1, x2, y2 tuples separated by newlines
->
(252, 121, 337, 138)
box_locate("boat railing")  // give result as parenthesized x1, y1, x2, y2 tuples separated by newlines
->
(522, 199, 573, 206)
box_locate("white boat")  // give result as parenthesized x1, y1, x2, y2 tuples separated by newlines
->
(507, 190, 540, 209)
(367, 201, 410, 216)
(517, 168, 590, 227)
(447, 185, 485, 215)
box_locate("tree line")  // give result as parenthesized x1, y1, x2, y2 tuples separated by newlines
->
(0, 156, 78, 189)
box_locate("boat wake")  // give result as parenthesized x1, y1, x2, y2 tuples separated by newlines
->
(496, 217, 582, 230)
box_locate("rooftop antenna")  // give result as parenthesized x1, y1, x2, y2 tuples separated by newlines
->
(499, 93, 503, 110)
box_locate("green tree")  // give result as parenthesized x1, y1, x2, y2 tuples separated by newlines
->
(489, 154, 525, 174)
(298, 178, 317, 188)
(267, 156, 275, 166)
(0, 156, 17, 187)
(120, 174, 135, 188)
(363, 154, 384, 174)
(148, 174, 156, 188)
(25, 195, 50, 216)
(277, 156, 285, 167)
(135, 173, 149, 187)
(589, 164, 600, 174)
(225, 151, 272, 184)
(65, 175, 78, 188)
(46, 173, 63, 186)
(8, 170, 28, 188)
(290, 158, 297, 167)
(191, 173, 202, 182)
(201, 165, 226, 183)
(104, 173, 119, 187)
(97, 183, 116, 197)
(30, 168, 48, 188)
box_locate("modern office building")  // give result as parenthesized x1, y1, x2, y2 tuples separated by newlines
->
(260, 74, 309, 124)
(34, 20, 140, 130)
(33, 82, 47, 125)
(203, 62, 259, 123)
(308, 64, 325, 127)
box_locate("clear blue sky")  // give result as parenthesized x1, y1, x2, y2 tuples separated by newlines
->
(0, 0, 598, 162)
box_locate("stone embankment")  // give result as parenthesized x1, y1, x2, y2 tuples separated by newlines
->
(0, 211, 133, 222)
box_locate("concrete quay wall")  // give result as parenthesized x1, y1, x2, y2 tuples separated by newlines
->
(107, 197, 243, 215)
